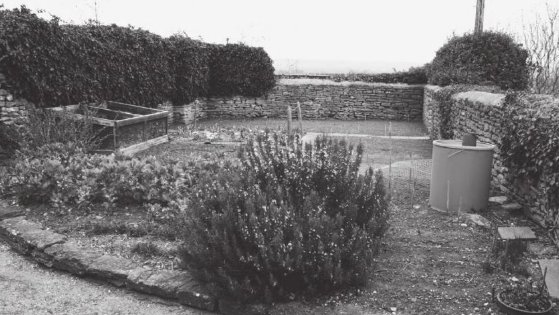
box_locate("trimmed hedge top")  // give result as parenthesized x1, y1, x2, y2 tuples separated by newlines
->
(209, 43, 276, 97)
(331, 66, 428, 84)
(428, 31, 529, 90)
(0, 7, 275, 107)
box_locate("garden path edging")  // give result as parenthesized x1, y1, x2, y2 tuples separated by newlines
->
(0, 213, 219, 313)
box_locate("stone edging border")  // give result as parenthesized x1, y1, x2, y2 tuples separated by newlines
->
(0, 205, 248, 314)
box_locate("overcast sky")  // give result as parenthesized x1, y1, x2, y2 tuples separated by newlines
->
(0, 0, 554, 73)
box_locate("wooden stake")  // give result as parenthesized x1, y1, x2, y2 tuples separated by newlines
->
(297, 102, 303, 134)
(409, 153, 413, 210)
(193, 100, 198, 130)
(287, 105, 292, 136)
(388, 122, 392, 192)
(446, 180, 451, 212)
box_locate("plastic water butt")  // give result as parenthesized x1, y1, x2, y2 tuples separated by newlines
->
(429, 139, 495, 213)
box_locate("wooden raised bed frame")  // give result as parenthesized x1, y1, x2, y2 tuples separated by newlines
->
(48, 101, 169, 155)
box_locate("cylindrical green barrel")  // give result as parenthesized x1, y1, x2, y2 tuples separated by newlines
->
(429, 140, 495, 213)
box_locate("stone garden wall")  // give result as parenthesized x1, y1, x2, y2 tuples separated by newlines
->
(199, 79, 425, 121)
(0, 76, 424, 125)
(0, 74, 29, 125)
(423, 86, 559, 244)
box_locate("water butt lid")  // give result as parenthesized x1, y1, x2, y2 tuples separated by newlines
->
(433, 139, 495, 151)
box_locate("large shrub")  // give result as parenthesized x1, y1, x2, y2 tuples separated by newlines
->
(0, 7, 174, 107)
(167, 35, 210, 105)
(181, 132, 389, 302)
(428, 32, 530, 90)
(0, 7, 275, 107)
(0, 122, 20, 157)
(208, 43, 276, 97)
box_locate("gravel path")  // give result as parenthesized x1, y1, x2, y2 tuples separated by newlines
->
(0, 240, 208, 315)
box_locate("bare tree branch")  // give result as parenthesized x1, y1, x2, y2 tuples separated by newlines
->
(522, 3, 559, 95)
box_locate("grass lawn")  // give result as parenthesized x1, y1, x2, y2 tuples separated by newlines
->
(196, 118, 428, 137)
(138, 121, 433, 169)
(330, 136, 432, 170)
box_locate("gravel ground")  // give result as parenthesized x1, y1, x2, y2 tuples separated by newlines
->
(0, 240, 209, 315)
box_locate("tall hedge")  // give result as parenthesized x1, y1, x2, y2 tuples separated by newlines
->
(428, 32, 530, 90)
(167, 35, 210, 105)
(0, 7, 174, 107)
(208, 43, 275, 97)
(0, 7, 275, 108)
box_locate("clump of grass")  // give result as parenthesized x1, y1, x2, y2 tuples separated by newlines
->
(84, 219, 179, 241)
(85, 221, 149, 237)
(131, 241, 165, 258)
(484, 234, 530, 275)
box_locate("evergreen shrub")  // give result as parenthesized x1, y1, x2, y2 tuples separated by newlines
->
(181, 132, 389, 302)
(0, 7, 275, 107)
(208, 43, 276, 97)
(428, 32, 530, 90)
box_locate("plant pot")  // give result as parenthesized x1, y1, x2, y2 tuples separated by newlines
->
(495, 289, 554, 315)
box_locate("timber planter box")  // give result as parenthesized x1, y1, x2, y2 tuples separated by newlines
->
(48, 101, 169, 155)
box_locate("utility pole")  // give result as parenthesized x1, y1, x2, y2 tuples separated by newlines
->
(474, 0, 485, 34)
(94, 0, 99, 25)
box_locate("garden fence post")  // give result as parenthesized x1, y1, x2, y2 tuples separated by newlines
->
(113, 121, 118, 150)
(193, 100, 198, 130)
(297, 101, 303, 135)
(388, 122, 392, 192)
(287, 105, 292, 136)
(409, 152, 413, 209)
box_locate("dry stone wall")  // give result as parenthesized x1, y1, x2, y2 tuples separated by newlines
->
(423, 86, 559, 244)
(423, 86, 441, 138)
(200, 79, 425, 121)
(0, 74, 29, 125)
(1, 76, 424, 125)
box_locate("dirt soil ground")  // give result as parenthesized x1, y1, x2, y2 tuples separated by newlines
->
(268, 181, 559, 315)
(0, 240, 208, 314)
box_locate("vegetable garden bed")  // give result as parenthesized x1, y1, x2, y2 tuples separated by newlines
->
(48, 101, 169, 155)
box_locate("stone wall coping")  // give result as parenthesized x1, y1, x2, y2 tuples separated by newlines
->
(424, 85, 443, 92)
(0, 212, 223, 313)
(452, 91, 505, 107)
(278, 78, 425, 88)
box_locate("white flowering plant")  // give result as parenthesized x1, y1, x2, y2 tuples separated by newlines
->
(181, 131, 389, 303)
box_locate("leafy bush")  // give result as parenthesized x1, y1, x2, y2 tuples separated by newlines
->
(428, 32, 530, 90)
(0, 7, 173, 107)
(331, 66, 428, 84)
(166, 35, 210, 105)
(0, 122, 20, 157)
(501, 93, 559, 236)
(5, 142, 200, 212)
(181, 132, 389, 302)
(0, 7, 275, 107)
(208, 43, 276, 97)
